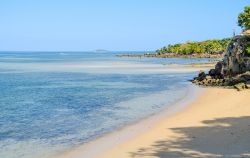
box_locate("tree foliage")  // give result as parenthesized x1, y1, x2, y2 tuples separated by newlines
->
(246, 42, 250, 56)
(238, 6, 250, 30)
(156, 38, 231, 55)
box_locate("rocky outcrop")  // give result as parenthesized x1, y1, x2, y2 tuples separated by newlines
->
(222, 35, 250, 75)
(192, 71, 250, 90)
(192, 35, 250, 90)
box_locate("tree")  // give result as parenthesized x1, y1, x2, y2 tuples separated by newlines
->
(155, 38, 231, 55)
(238, 6, 250, 30)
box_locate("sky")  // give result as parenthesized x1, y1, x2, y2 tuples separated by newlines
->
(0, 0, 249, 51)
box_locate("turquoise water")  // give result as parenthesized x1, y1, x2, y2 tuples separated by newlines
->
(0, 51, 213, 158)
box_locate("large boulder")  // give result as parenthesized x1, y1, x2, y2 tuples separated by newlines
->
(222, 35, 250, 76)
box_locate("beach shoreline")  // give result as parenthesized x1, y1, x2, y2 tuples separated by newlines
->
(57, 87, 250, 158)
(56, 85, 201, 158)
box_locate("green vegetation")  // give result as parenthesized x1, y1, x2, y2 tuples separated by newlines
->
(246, 42, 250, 56)
(156, 38, 231, 55)
(238, 6, 250, 30)
(238, 6, 250, 56)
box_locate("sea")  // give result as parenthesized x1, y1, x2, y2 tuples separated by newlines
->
(0, 51, 214, 158)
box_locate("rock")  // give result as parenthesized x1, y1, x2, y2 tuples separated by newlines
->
(215, 61, 223, 74)
(197, 71, 206, 81)
(246, 84, 250, 89)
(209, 61, 223, 77)
(234, 83, 246, 91)
(225, 77, 245, 86)
(203, 79, 210, 86)
(205, 76, 212, 80)
(209, 69, 216, 76)
(207, 79, 212, 84)
(239, 73, 250, 81)
(192, 79, 198, 84)
(220, 79, 225, 83)
(222, 35, 250, 76)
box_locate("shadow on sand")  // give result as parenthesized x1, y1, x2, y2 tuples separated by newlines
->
(130, 116, 250, 158)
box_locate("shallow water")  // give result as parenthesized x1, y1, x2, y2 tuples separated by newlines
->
(0, 51, 213, 158)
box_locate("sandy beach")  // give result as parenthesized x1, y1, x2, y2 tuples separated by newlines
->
(58, 87, 250, 158)
(3, 2, 250, 158)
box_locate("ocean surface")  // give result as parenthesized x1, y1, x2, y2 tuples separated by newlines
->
(0, 51, 214, 158)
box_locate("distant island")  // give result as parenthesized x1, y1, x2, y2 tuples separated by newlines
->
(95, 49, 109, 52)
(118, 38, 231, 58)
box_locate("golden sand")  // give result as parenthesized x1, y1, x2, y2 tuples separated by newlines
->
(58, 88, 250, 158)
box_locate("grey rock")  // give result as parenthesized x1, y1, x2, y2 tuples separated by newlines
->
(197, 71, 206, 81)
(222, 35, 250, 75)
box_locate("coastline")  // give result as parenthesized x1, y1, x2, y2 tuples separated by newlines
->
(57, 87, 250, 158)
(56, 85, 200, 158)
(117, 53, 223, 58)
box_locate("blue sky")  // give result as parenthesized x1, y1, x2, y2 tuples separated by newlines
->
(0, 0, 249, 51)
